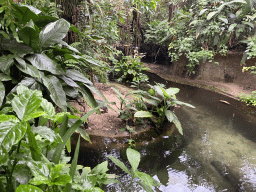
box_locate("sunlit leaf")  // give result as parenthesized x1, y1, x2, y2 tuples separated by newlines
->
(40, 19, 70, 48)
(134, 111, 153, 118)
(164, 110, 174, 123)
(127, 148, 140, 172)
(0, 115, 19, 123)
(108, 156, 131, 175)
(207, 11, 218, 20)
(16, 184, 43, 192)
(0, 121, 27, 153)
(91, 161, 108, 175)
(11, 85, 43, 121)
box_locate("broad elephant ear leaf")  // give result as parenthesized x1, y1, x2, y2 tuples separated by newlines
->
(26, 54, 65, 75)
(41, 74, 67, 111)
(65, 69, 93, 86)
(39, 18, 70, 48)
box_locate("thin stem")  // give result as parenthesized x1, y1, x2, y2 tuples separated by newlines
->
(7, 140, 22, 191)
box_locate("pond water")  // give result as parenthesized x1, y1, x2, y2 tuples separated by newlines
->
(77, 72, 256, 192)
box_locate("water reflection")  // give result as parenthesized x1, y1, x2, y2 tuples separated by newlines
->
(76, 73, 256, 191)
(153, 168, 215, 192)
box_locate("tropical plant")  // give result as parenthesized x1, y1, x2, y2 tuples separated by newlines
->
(0, 85, 100, 192)
(108, 148, 161, 192)
(0, 1, 105, 112)
(168, 0, 256, 73)
(113, 55, 149, 84)
(0, 85, 157, 192)
(239, 91, 256, 106)
(131, 83, 195, 134)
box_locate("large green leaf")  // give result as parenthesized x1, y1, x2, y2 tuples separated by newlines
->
(141, 97, 158, 107)
(33, 15, 58, 29)
(107, 155, 131, 175)
(59, 75, 79, 88)
(0, 121, 27, 153)
(0, 81, 4, 107)
(41, 75, 67, 111)
(127, 148, 140, 173)
(16, 184, 43, 192)
(18, 20, 39, 49)
(12, 4, 41, 24)
(65, 69, 93, 86)
(26, 54, 65, 75)
(2, 40, 33, 55)
(0, 55, 14, 75)
(16, 63, 40, 78)
(11, 85, 43, 121)
(13, 165, 31, 184)
(79, 85, 98, 109)
(166, 87, 180, 97)
(40, 19, 70, 48)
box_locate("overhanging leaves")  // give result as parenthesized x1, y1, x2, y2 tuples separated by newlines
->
(41, 74, 67, 111)
(39, 19, 70, 48)
(26, 54, 65, 75)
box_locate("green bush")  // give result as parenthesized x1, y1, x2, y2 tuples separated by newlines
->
(113, 55, 149, 86)
(239, 91, 256, 106)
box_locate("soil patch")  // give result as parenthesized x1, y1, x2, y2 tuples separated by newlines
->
(70, 82, 151, 137)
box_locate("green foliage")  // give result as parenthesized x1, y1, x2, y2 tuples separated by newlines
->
(0, 85, 156, 192)
(239, 91, 256, 106)
(132, 83, 195, 134)
(167, 0, 256, 72)
(0, 1, 105, 111)
(108, 148, 161, 192)
(145, 19, 176, 45)
(113, 55, 149, 85)
(0, 85, 88, 191)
